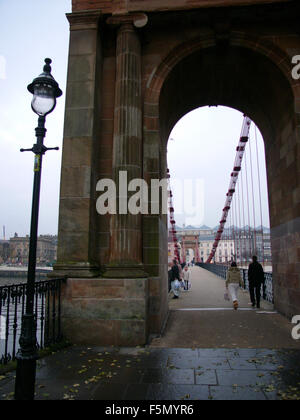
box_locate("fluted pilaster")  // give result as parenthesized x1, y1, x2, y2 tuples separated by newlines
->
(103, 21, 147, 278)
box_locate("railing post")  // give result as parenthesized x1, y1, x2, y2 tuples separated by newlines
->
(0, 278, 64, 367)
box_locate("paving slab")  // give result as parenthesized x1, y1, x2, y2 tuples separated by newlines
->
(151, 267, 300, 349)
(169, 266, 263, 310)
(0, 346, 300, 400)
(0, 267, 299, 400)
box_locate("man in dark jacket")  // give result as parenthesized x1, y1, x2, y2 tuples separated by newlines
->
(248, 256, 265, 308)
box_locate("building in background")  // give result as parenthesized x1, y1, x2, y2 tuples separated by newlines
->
(168, 225, 272, 267)
(0, 240, 10, 264)
(4, 234, 58, 266)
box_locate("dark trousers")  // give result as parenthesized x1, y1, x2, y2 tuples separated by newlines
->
(249, 282, 261, 306)
(262, 282, 266, 300)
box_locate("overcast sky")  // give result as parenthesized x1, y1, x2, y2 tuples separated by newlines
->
(168, 107, 270, 229)
(0, 0, 71, 240)
(0, 0, 270, 240)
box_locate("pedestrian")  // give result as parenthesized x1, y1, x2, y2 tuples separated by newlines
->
(177, 261, 183, 279)
(248, 255, 265, 308)
(183, 265, 191, 290)
(170, 259, 180, 299)
(225, 261, 243, 310)
(177, 261, 184, 288)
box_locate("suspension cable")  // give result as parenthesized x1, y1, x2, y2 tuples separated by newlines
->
(237, 180, 242, 266)
(206, 116, 251, 264)
(167, 169, 180, 263)
(244, 147, 253, 258)
(248, 129, 257, 254)
(254, 124, 265, 265)
(240, 169, 247, 268)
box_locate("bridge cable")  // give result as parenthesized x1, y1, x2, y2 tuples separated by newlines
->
(167, 169, 180, 263)
(240, 169, 247, 267)
(248, 131, 257, 254)
(244, 148, 253, 257)
(205, 116, 251, 264)
(254, 124, 265, 266)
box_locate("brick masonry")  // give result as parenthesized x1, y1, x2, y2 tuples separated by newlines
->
(55, 0, 300, 345)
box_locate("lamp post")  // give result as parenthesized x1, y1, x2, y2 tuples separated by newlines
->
(14, 58, 62, 400)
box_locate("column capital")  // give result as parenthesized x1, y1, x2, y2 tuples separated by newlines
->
(67, 10, 102, 31)
(106, 12, 148, 28)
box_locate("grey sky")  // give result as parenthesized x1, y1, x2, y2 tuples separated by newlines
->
(0, 1, 270, 240)
(168, 107, 270, 229)
(0, 0, 71, 239)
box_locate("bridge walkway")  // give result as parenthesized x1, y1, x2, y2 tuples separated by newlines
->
(150, 267, 300, 349)
(1, 267, 300, 400)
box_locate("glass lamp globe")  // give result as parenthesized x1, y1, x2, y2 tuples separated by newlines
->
(28, 58, 62, 117)
(31, 83, 56, 116)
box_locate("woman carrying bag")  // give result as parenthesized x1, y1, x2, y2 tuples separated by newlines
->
(183, 265, 191, 290)
(225, 262, 243, 310)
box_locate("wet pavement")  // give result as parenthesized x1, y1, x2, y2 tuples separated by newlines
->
(1, 267, 299, 401)
(1, 345, 300, 400)
(156, 267, 300, 349)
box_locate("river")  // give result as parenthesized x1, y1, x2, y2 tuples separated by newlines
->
(0, 275, 56, 364)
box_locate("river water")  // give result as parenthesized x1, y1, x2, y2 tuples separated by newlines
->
(0, 277, 28, 287)
(0, 276, 51, 363)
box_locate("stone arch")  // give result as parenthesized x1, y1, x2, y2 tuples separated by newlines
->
(144, 35, 299, 157)
(144, 32, 297, 112)
(143, 33, 300, 333)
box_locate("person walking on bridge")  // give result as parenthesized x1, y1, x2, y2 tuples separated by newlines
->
(248, 256, 265, 309)
(183, 265, 191, 290)
(170, 259, 180, 299)
(226, 262, 243, 310)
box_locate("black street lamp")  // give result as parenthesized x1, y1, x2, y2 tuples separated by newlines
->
(14, 58, 62, 400)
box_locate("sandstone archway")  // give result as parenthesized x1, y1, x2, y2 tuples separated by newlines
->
(143, 36, 299, 335)
(56, 2, 300, 345)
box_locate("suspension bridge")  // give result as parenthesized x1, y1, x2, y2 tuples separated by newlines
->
(168, 115, 270, 272)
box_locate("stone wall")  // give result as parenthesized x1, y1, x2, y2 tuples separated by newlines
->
(61, 277, 148, 345)
(56, 0, 300, 345)
(72, 0, 289, 14)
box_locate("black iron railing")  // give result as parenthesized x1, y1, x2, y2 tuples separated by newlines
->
(196, 263, 228, 280)
(196, 263, 273, 304)
(0, 278, 64, 365)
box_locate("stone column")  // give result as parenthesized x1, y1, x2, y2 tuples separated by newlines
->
(53, 11, 102, 278)
(103, 14, 148, 278)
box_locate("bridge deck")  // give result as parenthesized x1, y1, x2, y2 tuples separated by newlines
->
(1, 267, 300, 400)
(169, 266, 270, 309)
(150, 267, 300, 349)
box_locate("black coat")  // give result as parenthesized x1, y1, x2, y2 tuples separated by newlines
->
(248, 261, 265, 286)
(171, 264, 180, 281)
